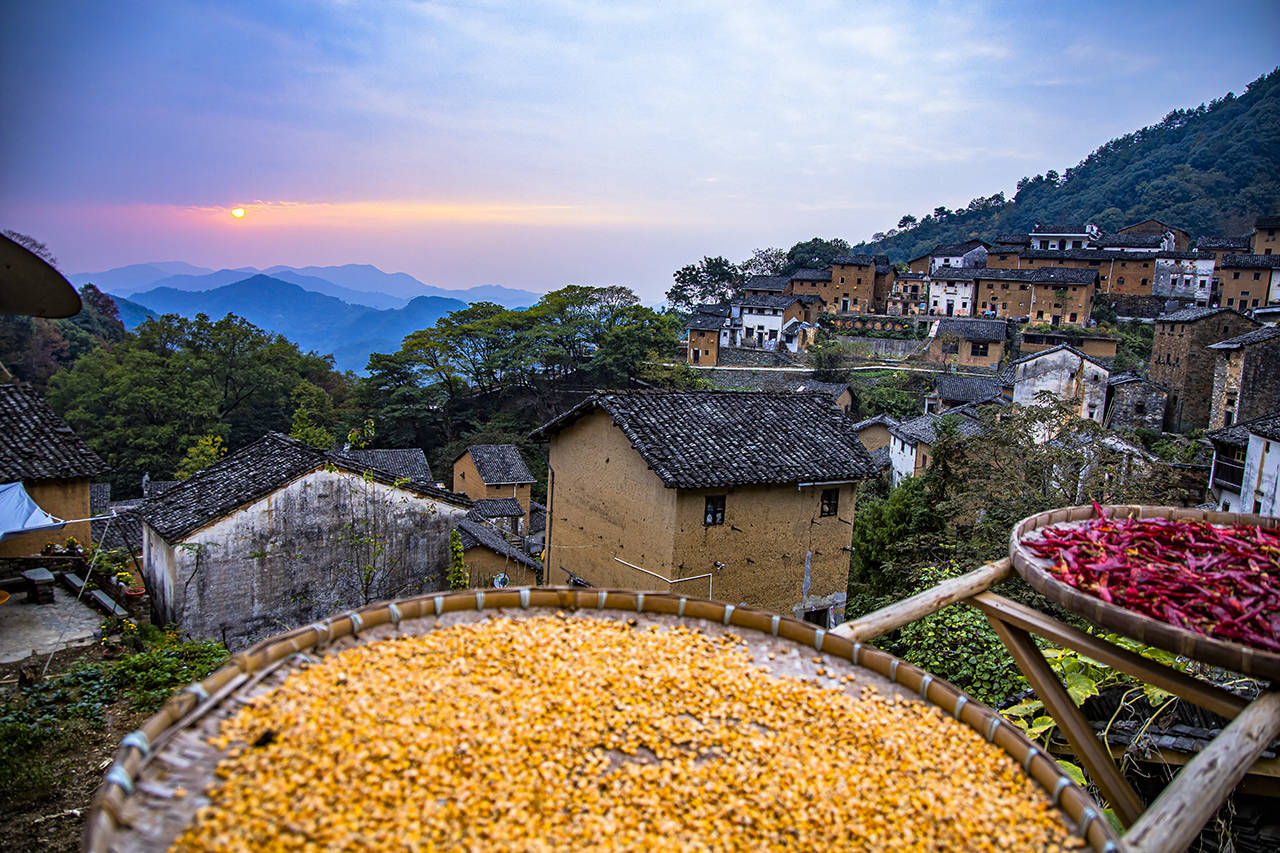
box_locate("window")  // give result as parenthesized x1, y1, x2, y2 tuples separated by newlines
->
(970, 341, 989, 357)
(704, 495, 725, 526)
(1233, 272, 1241, 279)
(802, 608, 828, 628)
(1069, 313, 1077, 323)
(1036, 310, 1044, 319)
(1254, 272, 1262, 280)
(1141, 278, 1148, 287)
(820, 488, 838, 517)
(1117, 277, 1125, 287)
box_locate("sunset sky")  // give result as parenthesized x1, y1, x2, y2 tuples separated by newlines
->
(2, 1, 1277, 302)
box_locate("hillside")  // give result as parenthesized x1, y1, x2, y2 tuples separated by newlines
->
(128, 276, 467, 371)
(847, 68, 1280, 263)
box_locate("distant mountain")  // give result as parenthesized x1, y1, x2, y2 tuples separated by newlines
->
(112, 294, 158, 328)
(126, 275, 467, 371)
(123, 268, 406, 310)
(847, 68, 1280, 263)
(69, 261, 213, 294)
(263, 264, 539, 308)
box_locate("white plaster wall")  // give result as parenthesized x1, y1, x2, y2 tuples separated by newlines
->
(1241, 434, 1280, 516)
(1013, 350, 1109, 422)
(927, 280, 975, 316)
(888, 434, 917, 485)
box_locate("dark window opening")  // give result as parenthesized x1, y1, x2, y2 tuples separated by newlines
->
(820, 488, 838, 517)
(970, 342, 989, 357)
(802, 608, 828, 628)
(704, 495, 725, 526)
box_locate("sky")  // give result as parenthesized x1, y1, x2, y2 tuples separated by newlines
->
(2, 1, 1277, 302)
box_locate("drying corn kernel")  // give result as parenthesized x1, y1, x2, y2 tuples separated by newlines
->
(173, 615, 1080, 852)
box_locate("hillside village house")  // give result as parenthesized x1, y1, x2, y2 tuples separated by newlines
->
(888, 408, 986, 486)
(1103, 374, 1169, 433)
(455, 517, 543, 589)
(906, 240, 989, 274)
(1207, 410, 1280, 515)
(1252, 215, 1280, 255)
(925, 374, 1002, 413)
(1120, 218, 1191, 251)
(1150, 307, 1260, 432)
(138, 433, 471, 650)
(1216, 254, 1280, 309)
(452, 444, 536, 532)
(1029, 222, 1098, 250)
(532, 390, 876, 628)
(828, 254, 893, 313)
(1206, 325, 1280, 430)
(1011, 345, 1110, 423)
(926, 317, 1009, 368)
(693, 368, 853, 413)
(1018, 327, 1120, 361)
(0, 383, 109, 557)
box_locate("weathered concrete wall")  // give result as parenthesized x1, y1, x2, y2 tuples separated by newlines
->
(1013, 349, 1108, 422)
(144, 469, 468, 649)
(1241, 434, 1280, 516)
(545, 409, 855, 624)
(1105, 381, 1167, 432)
(0, 478, 91, 558)
(1238, 340, 1280, 425)
(836, 336, 921, 358)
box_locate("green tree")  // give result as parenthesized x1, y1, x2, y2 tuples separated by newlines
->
(666, 256, 743, 311)
(289, 381, 337, 448)
(175, 435, 226, 479)
(739, 247, 787, 277)
(448, 529, 469, 590)
(782, 238, 852, 275)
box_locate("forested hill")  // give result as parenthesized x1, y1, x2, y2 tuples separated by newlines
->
(848, 68, 1280, 263)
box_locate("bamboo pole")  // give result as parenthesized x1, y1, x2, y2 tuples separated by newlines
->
(831, 558, 1011, 642)
(1124, 691, 1280, 853)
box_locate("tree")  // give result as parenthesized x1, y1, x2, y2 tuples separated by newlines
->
(782, 238, 852, 275)
(739, 247, 787, 277)
(175, 435, 226, 479)
(2, 230, 57, 268)
(448, 529, 469, 590)
(897, 215, 918, 229)
(666, 256, 743, 311)
(289, 381, 337, 448)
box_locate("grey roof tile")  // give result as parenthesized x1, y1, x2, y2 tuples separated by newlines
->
(1032, 222, 1090, 233)
(936, 317, 1009, 342)
(743, 275, 788, 292)
(472, 496, 526, 518)
(456, 519, 542, 571)
(463, 444, 535, 485)
(1245, 409, 1280, 442)
(532, 390, 876, 488)
(1011, 343, 1110, 370)
(1097, 233, 1165, 248)
(891, 411, 985, 446)
(529, 500, 547, 535)
(1194, 236, 1251, 252)
(687, 313, 727, 331)
(789, 268, 831, 282)
(341, 448, 433, 481)
(1158, 306, 1240, 323)
(0, 383, 109, 482)
(934, 374, 1000, 403)
(851, 414, 900, 431)
(1206, 326, 1280, 350)
(700, 368, 848, 400)
(740, 293, 799, 309)
(1221, 253, 1280, 269)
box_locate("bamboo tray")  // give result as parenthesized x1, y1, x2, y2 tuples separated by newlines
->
(1011, 504, 1280, 681)
(85, 588, 1120, 852)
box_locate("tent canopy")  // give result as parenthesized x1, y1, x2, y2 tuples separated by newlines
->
(0, 481, 66, 543)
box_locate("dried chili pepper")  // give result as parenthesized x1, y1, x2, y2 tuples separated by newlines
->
(1023, 509, 1280, 653)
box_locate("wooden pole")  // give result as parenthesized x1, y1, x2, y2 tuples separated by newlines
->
(986, 616, 1147, 827)
(1124, 691, 1280, 853)
(831, 558, 1011, 642)
(966, 592, 1248, 720)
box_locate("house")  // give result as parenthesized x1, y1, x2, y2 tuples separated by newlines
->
(1195, 235, 1252, 256)
(925, 374, 1002, 413)
(341, 447, 434, 483)
(1018, 327, 1119, 361)
(1206, 325, 1280, 430)
(453, 444, 537, 531)
(455, 518, 543, 589)
(1118, 219, 1191, 252)
(1150, 307, 1260, 432)
(739, 294, 822, 349)
(1250, 215, 1280, 256)
(907, 240, 989, 275)
(1236, 410, 1280, 515)
(850, 414, 899, 453)
(887, 272, 928, 315)
(988, 234, 1030, 265)
(927, 317, 1009, 368)
(1096, 232, 1171, 253)
(1216, 254, 1280, 310)
(888, 409, 986, 485)
(1205, 419, 1251, 513)
(926, 268, 978, 317)
(828, 254, 893, 314)
(972, 267, 1097, 324)
(1103, 374, 1168, 432)
(742, 274, 789, 298)
(0, 383, 109, 557)
(1029, 222, 1098, 251)
(137, 433, 472, 649)
(532, 390, 877, 627)
(686, 312, 725, 365)
(1152, 251, 1215, 305)
(785, 268, 834, 302)
(994, 248, 1152, 298)
(1011, 345, 1109, 423)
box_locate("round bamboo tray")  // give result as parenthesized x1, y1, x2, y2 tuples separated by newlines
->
(1011, 504, 1280, 680)
(84, 588, 1121, 852)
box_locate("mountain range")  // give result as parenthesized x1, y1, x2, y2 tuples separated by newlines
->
(68, 262, 544, 372)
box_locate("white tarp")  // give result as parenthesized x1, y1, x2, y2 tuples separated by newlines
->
(0, 481, 66, 543)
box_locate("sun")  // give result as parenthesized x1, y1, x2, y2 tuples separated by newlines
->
(230, 208, 246, 219)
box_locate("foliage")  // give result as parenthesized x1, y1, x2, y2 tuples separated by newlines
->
(738, 246, 787, 277)
(847, 370, 928, 421)
(289, 380, 338, 448)
(782, 237, 853, 275)
(808, 341, 852, 383)
(666, 256, 743, 311)
(448, 528, 469, 590)
(46, 312, 353, 494)
(175, 434, 226, 479)
(849, 476, 940, 595)
(845, 69, 1280, 263)
(0, 284, 127, 391)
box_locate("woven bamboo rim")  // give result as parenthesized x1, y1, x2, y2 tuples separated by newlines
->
(84, 588, 1122, 853)
(1011, 504, 1280, 680)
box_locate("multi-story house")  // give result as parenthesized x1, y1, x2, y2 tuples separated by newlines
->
(786, 267, 834, 304)
(1206, 326, 1280, 430)
(453, 444, 537, 532)
(927, 317, 1009, 368)
(886, 272, 928, 315)
(906, 240, 989, 274)
(1251, 215, 1280, 256)
(533, 390, 877, 627)
(1096, 232, 1171, 253)
(1029, 222, 1098, 250)
(888, 409, 986, 486)
(1118, 219, 1191, 251)
(740, 293, 824, 349)
(686, 313, 726, 365)
(742, 274, 788, 298)
(1217, 254, 1280, 309)
(828, 253, 893, 313)
(1011, 345, 1109, 423)
(1153, 252, 1214, 305)
(1207, 410, 1280, 516)
(1004, 248, 1156, 297)
(1149, 307, 1260, 432)
(971, 267, 1096, 325)
(927, 268, 978, 317)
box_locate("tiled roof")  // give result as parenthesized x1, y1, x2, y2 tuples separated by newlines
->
(93, 505, 143, 553)
(142, 478, 179, 498)
(1255, 215, 1280, 229)
(1246, 410, 1280, 442)
(341, 448, 433, 482)
(472, 496, 526, 518)
(1155, 250, 1200, 260)
(1032, 222, 1090, 234)
(789, 268, 831, 282)
(1012, 343, 1110, 370)
(463, 444, 535, 485)
(700, 368, 848, 400)
(1220, 253, 1280, 269)
(529, 500, 547, 535)
(532, 390, 876, 488)
(831, 253, 880, 266)
(694, 303, 732, 317)
(897, 271, 928, 281)
(1097, 233, 1164, 248)
(456, 519, 542, 571)
(139, 433, 469, 543)
(867, 445, 891, 472)
(934, 374, 1000, 403)
(90, 482, 112, 515)
(932, 240, 989, 256)
(1207, 326, 1280, 350)
(741, 293, 798, 309)
(993, 234, 1031, 246)
(1157, 306, 1238, 323)
(851, 414, 900, 431)
(936, 317, 1009, 342)
(1194, 236, 1251, 252)
(891, 411, 985, 446)
(1106, 372, 1166, 389)
(1021, 248, 1157, 262)
(687, 313, 727, 331)
(0, 383, 109, 482)
(1206, 421, 1251, 447)
(714, 347, 799, 368)
(743, 275, 788, 292)
(939, 266, 1098, 284)
(996, 364, 1015, 386)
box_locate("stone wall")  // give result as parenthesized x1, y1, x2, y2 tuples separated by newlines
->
(836, 336, 922, 358)
(144, 469, 469, 650)
(1104, 381, 1167, 432)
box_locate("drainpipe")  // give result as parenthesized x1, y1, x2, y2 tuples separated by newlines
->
(542, 464, 554, 586)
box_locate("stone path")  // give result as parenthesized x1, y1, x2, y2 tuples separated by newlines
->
(0, 587, 102, 664)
